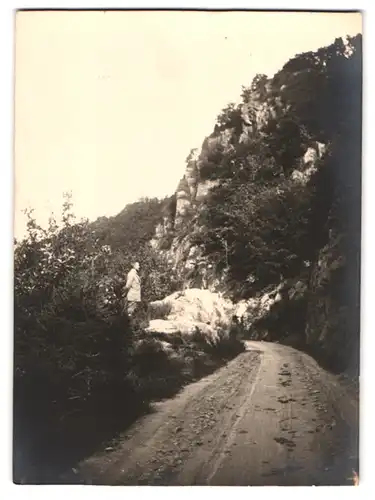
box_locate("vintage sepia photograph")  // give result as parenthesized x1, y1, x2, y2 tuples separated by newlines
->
(13, 10, 362, 486)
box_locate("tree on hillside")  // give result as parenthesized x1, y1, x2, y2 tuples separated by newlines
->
(214, 103, 243, 134)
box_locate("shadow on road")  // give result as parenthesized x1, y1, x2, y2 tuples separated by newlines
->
(13, 392, 151, 484)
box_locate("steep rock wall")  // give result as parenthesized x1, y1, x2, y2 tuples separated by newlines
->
(147, 35, 361, 374)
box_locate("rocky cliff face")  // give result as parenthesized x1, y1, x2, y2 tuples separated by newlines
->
(304, 231, 360, 375)
(148, 34, 361, 374)
(151, 107, 326, 292)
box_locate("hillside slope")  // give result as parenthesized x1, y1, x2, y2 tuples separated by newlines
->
(149, 34, 362, 373)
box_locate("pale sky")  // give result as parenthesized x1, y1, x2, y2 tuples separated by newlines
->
(14, 11, 362, 239)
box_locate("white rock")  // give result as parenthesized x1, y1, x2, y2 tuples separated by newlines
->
(147, 288, 235, 340)
(146, 319, 217, 340)
(303, 147, 318, 164)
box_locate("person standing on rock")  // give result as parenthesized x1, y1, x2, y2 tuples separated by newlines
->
(124, 261, 141, 317)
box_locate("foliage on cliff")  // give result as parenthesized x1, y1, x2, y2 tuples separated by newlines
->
(195, 35, 361, 304)
(158, 34, 361, 373)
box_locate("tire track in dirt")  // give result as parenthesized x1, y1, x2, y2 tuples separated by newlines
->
(74, 349, 261, 485)
(71, 341, 358, 486)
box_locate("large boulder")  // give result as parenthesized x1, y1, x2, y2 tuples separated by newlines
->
(146, 319, 216, 339)
(146, 288, 235, 341)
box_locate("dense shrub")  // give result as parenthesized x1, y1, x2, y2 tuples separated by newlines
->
(13, 197, 244, 483)
(196, 169, 313, 299)
(13, 195, 182, 481)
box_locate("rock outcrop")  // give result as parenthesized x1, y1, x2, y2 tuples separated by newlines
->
(151, 103, 326, 292)
(291, 142, 326, 185)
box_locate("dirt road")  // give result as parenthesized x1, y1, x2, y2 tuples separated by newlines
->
(73, 341, 359, 486)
